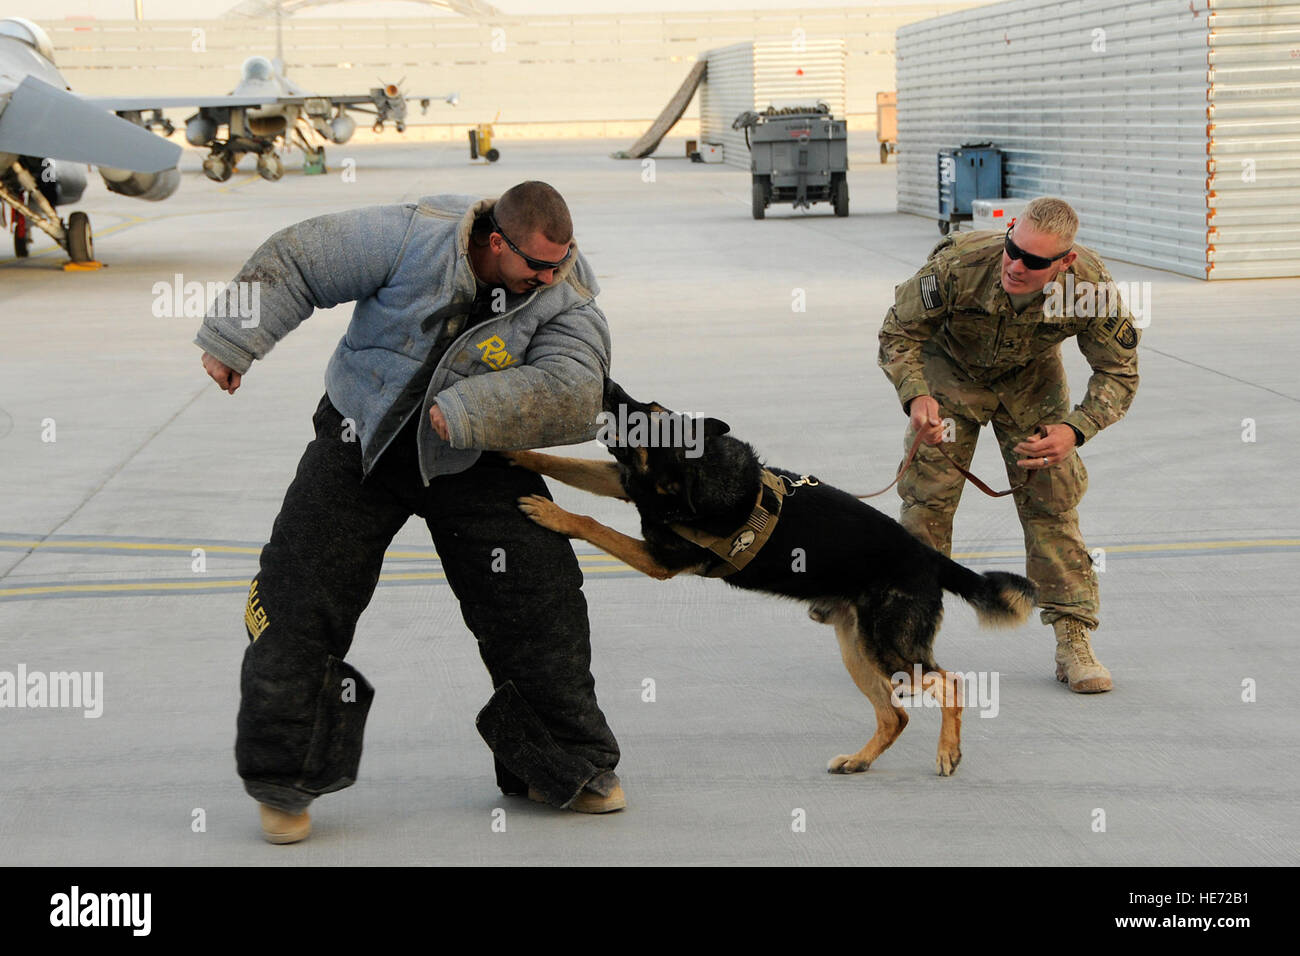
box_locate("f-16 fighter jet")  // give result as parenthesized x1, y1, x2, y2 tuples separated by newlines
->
(103, 54, 459, 183)
(0, 17, 182, 262)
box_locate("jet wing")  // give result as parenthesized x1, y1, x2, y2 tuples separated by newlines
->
(78, 94, 276, 111)
(313, 93, 459, 106)
(0, 76, 181, 172)
(79, 93, 458, 111)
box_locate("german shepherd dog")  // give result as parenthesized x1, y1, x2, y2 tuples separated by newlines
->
(508, 380, 1036, 776)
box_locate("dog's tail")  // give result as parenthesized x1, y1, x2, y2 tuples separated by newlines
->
(938, 556, 1037, 628)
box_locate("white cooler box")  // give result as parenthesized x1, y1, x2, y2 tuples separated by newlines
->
(699, 143, 724, 163)
(970, 198, 1027, 231)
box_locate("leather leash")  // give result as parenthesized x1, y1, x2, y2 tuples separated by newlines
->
(854, 430, 1031, 500)
(669, 437, 1026, 575)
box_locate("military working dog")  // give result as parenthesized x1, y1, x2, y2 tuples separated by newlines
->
(508, 381, 1036, 776)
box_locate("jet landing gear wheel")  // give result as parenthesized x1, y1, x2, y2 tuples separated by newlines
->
(257, 152, 284, 182)
(66, 212, 93, 263)
(202, 153, 235, 183)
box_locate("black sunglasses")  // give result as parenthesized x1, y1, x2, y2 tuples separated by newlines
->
(1004, 224, 1071, 271)
(489, 212, 572, 272)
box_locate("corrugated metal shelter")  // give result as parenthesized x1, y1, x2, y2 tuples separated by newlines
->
(700, 39, 846, 169)
(895, 0, 1300, 279)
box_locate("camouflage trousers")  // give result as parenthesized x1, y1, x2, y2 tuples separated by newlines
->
(897, 350, 1100, 628)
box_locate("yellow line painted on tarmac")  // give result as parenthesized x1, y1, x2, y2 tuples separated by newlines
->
(1, 537, 1295, 600)
(4, 536, 1297, 560)
(0, 538, 631, 563)
(218, 174, 262, 193)
(0, 579, 255, 597)
(85, 215, 149, 240)
(952, 539, 1300, 560)
(0, 188, 300, 267)
(3, 535, 1297, 562)
(0, 560, 635, 598)
(0, 539, 261, 554)
(1112, 539, 1300, 553)
(0, 213, 149, 266)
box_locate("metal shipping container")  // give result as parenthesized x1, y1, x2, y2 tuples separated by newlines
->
(895, 0, 1300, 279)
(701, 38, 846, 170)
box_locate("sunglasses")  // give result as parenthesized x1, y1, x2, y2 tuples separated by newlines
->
(489, 212, 573, 272)
(1004, 224, 1071, 271)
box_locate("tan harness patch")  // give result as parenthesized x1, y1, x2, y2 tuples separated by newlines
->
(670, 469, 790, 578)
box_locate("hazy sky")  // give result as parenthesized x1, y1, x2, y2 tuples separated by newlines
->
(8, 0, 956, 21)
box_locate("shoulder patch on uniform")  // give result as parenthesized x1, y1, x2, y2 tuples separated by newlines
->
(926, 236, 956, 260)
(919, 273, 942, 310)
(1114, 319, 1138, 349)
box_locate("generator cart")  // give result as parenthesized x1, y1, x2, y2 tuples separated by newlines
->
(733, 103, 849, 220)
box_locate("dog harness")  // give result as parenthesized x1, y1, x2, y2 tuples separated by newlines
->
(670, 469, 793, 578)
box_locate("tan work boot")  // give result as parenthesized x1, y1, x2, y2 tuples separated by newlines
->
(1053, 618, 1113, 693)
(528, 781, 627, 813)
(259, 804, 311, 844)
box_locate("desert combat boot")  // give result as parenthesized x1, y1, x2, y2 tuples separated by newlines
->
(528, 772, 626, 813)
(259, 804, 311, 844)
(1054, 618, 1113, 693)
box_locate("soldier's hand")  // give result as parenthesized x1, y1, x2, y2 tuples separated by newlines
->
(909, 395, 945, 445)
(1014, 424, 1076, 469)
(201, 351, 242, 395)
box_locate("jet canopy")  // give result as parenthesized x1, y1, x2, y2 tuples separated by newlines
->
(241, 56, 275, 82)
(0, 17, 56, 64)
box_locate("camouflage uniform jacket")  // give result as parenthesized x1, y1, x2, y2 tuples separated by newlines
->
(877, 231, 1140, 443)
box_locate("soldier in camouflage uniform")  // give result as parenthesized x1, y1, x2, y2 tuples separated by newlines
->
(878, 197, 1140, 692)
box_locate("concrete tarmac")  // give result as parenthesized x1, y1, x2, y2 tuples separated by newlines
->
(1, 136, 1297, 866)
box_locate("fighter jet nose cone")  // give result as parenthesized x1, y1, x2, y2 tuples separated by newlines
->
(241, 56, 274, 82)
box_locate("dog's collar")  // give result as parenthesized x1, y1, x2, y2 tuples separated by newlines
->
(670, 469, 787, 578)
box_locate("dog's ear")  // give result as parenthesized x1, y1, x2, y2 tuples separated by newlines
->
(603, 378, 634, 413)
(703, 417, 730, 438)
